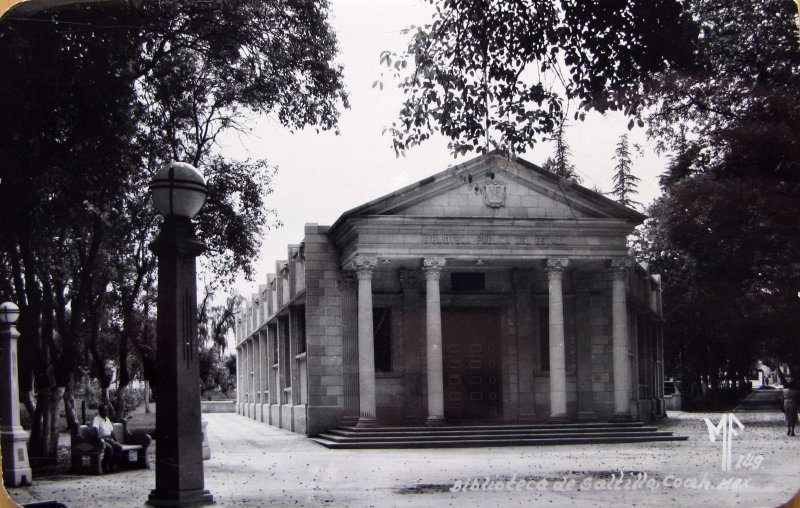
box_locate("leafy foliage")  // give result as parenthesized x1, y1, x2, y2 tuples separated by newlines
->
(636, 0, 800, 401)
(383, 0, 695, 155)
(0, 0, 347, 458)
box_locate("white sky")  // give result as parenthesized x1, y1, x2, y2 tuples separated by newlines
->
(219, 0, 668, 300)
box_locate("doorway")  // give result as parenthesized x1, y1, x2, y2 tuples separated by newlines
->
(442, 308, 502, 421)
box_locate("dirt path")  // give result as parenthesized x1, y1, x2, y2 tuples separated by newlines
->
(6, 411, 799, 507)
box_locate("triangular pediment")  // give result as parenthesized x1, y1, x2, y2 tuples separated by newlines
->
(333, 151, 645, 225)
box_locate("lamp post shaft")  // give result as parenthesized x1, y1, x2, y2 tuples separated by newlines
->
(0, 318, 32, 487)
(147, 216, 212, 506)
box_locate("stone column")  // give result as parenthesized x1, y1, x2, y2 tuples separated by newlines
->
(423, 257, 446, 425)
(354, 257, 378, 427)
(250, 338, 257, 410)
(546, 258, 569, 423)
(254, 335, 262, 412)
(610, 258, 633, 421)
(247, 339, 253, 412)
(236, 346, 242, 413)
(258, 331, 266, 421)
(339, 273, 359, 425)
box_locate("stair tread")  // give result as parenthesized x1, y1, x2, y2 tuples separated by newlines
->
(327, 427, 660, 437)
(337, 422, 647, 432)
(311, 435, 689, 449)
(316, 431, 676, 442)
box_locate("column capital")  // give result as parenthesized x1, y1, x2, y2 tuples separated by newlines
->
(422, 257, 446, 279)
(609, 257, 632, 279)
(545, 258, 570, 277)
(353, 256, 378, 279)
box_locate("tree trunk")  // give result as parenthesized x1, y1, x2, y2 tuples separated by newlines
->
(29, 384, 60, 463)
(116, 318, 132, 418)
(144, 380, 151, 414)
(115, 384, 127, 420)
(100, 386, 115, 420)
(21, 390, 36, 423)
(62, 380, 79, 430)
(49, 386, 64, 448)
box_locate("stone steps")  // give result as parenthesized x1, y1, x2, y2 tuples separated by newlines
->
(311, 422, 688, 449)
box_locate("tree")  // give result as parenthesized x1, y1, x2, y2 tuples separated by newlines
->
(0, 4, 143, 455)
(383, 0, 695, 156)
(540, 115, 581, 183)
(198, 292, 240, 398)
(636, 0, 800, 404)
(0, 0, 347, 460)
(610, 134, 640, 208)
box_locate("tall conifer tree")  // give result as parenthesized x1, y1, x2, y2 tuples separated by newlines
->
(610, 134, 641, 208)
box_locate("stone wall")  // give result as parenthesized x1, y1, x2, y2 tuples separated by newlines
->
(303, 224, 344, 435)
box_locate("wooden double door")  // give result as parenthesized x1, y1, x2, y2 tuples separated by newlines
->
(442, 308, 502, 421)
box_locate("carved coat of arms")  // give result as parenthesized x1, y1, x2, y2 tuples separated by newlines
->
(484, 182, 506, 208)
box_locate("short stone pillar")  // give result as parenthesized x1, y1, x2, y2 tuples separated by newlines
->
(423, 257, 446, 426)
(201, 420, 210, 460)
(0, 302, 33, 487)
(546, 258, 569, 423)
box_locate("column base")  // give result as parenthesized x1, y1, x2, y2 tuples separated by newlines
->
(355, 417, 378, 428)
(425, 416, 447, 427)
(146, 488, 214, 507)
(547, 414, 570, 424)
(577, 411, 597, 422)
(611, 412, 633, 423)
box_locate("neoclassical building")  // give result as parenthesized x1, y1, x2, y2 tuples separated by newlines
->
(234, 151, 666, 436)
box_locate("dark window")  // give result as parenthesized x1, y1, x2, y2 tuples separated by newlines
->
(373, 307, 392, 373)
(269, 324, 278, 365)
(638, 316, 649, 396)
(539, 306, 549, 371)
(296, 306, 306, 354)
(280, 316, 291, 387)
(451, 272, 485, 291)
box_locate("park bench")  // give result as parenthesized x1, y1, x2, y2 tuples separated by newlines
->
(70, 420, 151, 474)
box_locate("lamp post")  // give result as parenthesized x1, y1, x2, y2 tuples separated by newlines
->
(0, 301, 32, 487)
(146, 162, 213, 507)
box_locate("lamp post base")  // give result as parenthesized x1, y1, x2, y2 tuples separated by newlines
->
(1, 427, 32, 487)
(146, 488, 214, 507)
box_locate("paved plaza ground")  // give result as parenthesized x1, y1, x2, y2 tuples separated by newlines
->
(4, 410, 800, 507)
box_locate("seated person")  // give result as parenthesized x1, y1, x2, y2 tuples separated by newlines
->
(92, 404, 123, 472)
